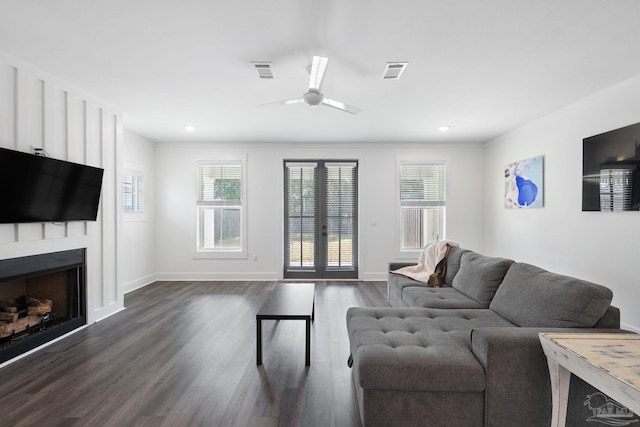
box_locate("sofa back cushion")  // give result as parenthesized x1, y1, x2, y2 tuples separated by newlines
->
(444, 247, 469, 285)
(489, 262, 613, 327)
(451, 252, 514, 307)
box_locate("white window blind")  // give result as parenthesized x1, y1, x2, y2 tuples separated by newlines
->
(198, 164, 242, 203)
(197, 163, 243, 252)
(123, 172, 143, 213)
(400, 163, 446, 250)
(400, 164, 445, 206)
(285, 162, 317, 269)
(325, 163, 356, 268)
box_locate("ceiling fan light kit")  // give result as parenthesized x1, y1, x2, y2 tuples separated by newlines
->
(258, 56, 362, 115)
(302, 89, 324, 107)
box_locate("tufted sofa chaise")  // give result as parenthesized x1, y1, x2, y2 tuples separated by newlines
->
(346, 247, 630, 427)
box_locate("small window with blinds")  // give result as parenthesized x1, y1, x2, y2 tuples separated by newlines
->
(197, 162, 244, 253)
(399, 163, 446, 250)
(123, 171, 144, 214)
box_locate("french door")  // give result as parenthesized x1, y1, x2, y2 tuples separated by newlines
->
(284, 160, 358, 279)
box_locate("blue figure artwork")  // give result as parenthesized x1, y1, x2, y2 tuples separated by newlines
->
(515, 176, 538, 206)
(505, 156, 544, 208)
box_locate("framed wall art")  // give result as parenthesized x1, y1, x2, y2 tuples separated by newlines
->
(505, 155, 544, 209)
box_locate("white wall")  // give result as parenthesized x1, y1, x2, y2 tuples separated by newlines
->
(154, 141, 484, 281)
(122, 129, 156, 292)
(0, 51, 123, 323)
(484, 74, 640, 332)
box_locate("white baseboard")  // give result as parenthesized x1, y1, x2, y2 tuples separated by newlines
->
(143, 271, 387, 282)
(155, 272, 281, 281)
(621, 321, 640, 334)
(359, 272, 388, 281)
(0, 325, 88, 369)
(124, 274, 158, 294)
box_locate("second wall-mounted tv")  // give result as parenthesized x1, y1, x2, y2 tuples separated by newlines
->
(0, 147, 104, 224)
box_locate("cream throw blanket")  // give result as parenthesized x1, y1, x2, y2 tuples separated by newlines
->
(392, 240, 459, 284)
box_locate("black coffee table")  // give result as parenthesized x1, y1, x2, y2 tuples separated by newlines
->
(256, 283, 315, 366)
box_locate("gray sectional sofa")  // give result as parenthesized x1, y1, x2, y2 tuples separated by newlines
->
(346, 247, 632, 427)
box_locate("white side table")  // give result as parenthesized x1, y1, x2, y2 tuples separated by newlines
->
(539, 333, 640, 427)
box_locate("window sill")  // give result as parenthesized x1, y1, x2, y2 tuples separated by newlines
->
(124, 213, 147, 222)
(192, 251, 248, 260)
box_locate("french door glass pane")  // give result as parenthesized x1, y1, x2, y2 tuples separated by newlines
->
(326, 164, 356, 268)
(286, 164, 316, 269)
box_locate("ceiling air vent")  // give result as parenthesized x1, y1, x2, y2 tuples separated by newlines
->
(382, 62, 408, 80)
(251, 62, 273, 79)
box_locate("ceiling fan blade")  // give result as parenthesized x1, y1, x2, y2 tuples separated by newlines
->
(257, 98, 304, 107)
(321, 98, 362, 115)
(308, 56, 329, 91)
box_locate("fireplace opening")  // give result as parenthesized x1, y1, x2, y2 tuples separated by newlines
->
(0, 249, 86, 364)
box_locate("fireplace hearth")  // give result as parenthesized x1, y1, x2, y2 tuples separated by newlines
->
(0, 249, 86, 364)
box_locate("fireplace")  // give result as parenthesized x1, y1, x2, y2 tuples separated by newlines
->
(0, 249, 86, 364)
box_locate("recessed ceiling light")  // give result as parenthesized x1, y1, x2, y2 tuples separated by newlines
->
(185, 125, 196, 132)
(438, 125, 450, 132)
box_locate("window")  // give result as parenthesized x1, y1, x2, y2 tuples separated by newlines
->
(399, 163, 445, 250)
(197, 162, 244, 254)
(123, 171, 144, 213)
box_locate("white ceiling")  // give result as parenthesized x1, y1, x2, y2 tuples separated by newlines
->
(1, 0, 640, 145)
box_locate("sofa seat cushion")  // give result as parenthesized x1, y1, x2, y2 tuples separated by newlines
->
(346, 307, 515, 392)
(489, 262, 614, 327)
(452, 252, 514, 307)
(387, 248, 470, 307)
(387, 273, 417, 307)
(402, 286, 485, 309)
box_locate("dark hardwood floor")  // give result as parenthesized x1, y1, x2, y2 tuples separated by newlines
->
(0, 280, 388, 427)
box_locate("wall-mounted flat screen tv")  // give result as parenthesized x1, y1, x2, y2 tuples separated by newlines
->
(0, 147, 104, 223)
(582, 122, 640, 211)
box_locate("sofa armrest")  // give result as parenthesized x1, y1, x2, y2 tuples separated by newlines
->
(595, 305, 620, 328)
(388, 261, 416, 271)
(471, 327, 626, 427)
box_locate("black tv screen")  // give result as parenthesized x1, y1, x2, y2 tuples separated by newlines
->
(0, 147, 104, 223)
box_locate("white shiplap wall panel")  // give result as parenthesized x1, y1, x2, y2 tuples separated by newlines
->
(15, 70, 45, 242)
(86, 103, 105, 313)
(43, 84, 68, 240)
(0, 64, 17, 244)
(0, 50, 123, 325)
(102, 112, 118, 307)
(0, 64, 16, 148)
(67, 96, 88, 239)
(49, 84, 67, 158)
(27, 76, 44, 152)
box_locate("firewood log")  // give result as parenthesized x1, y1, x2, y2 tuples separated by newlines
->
(27, 306, 52, 315)
(28, 298, 53, 307)
(0, 300, 17, 312)
(0, 312, 18, 322)
(0, 315, 41, 338)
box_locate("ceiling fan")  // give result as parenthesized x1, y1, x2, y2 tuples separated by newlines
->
(259, 56, 362, 115)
